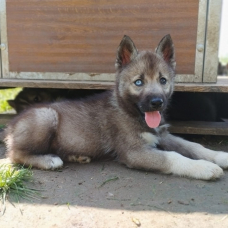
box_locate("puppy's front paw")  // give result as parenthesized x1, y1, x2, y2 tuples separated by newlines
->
(214, 152, 228, 169)
(193, 160, 224, 180)
(165, 152, 223, 180)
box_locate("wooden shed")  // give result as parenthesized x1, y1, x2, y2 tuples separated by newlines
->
(0, 0, 227, 134)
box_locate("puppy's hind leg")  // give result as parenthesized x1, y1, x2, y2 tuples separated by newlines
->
(67, 155, 91, 164)
(5, 107, 63, 169)
(13, 153, 64, 170)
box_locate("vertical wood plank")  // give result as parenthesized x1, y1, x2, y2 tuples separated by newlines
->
(194, 0, 207, 82)
(0, 0, 9, 78)
(203, 0, 222, 82)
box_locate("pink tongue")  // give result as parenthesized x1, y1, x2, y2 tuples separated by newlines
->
(145, 111, 161, 128)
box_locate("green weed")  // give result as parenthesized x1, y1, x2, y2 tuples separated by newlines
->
(0, 164, 40, 215)
(219, 56, 228, 65)
(0, 88, 22, 113)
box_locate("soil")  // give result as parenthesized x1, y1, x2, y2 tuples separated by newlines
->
(1, 134, 228, 228)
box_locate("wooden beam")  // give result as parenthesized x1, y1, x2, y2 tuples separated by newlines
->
(169, 121, 228, 135)
(174, 77, 228, 93)
(0, 79, 115, 90)
(0, 77, 228, 92)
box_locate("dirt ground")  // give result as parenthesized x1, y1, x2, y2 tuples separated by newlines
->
(1, 134, 228, 228)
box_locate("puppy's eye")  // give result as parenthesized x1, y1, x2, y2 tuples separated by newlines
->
(160, 77, 167, 85)
(33, 96, 40, 102)
(134, 79, 143, 86)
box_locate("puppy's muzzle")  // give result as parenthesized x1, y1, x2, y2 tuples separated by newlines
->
(150, 97, 163, 109)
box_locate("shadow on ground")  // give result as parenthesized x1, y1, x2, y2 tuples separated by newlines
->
(1, 135, 228, 215)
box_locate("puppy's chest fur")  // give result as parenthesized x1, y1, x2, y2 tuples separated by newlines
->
(96, 94, 166, 153)
(139, 132, 159, 147)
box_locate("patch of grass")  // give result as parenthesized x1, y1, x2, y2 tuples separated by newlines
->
(0, 88, 22, 113)
(219, 56, 228, 65)
(0, 164, 40, 215)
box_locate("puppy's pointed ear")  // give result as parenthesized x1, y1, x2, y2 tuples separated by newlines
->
(156, 34, 176, 70)
(7, 100, 16, 109)
(115, 35, 138, 70)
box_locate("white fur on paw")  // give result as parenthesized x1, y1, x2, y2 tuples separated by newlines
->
(191, 160, 224, 180)
(214, 152, 228, 169)
(166, 152, 224, 180)
(43, 155, 63, 170)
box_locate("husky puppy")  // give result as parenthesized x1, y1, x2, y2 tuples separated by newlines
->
(4, 35, 228, 180)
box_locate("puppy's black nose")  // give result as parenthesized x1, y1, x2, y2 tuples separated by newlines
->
(151, 98, 163, 109)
